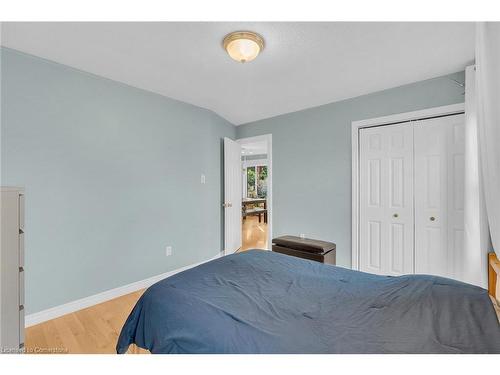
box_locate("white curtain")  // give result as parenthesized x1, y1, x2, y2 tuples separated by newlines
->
(463, 65, 490, 288)
(476, 22, 500, 260)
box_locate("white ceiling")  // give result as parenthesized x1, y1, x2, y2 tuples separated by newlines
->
(1, 22, 475, 125)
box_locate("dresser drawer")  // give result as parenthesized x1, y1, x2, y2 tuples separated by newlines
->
(19, 306, 25, 350)
(19, 232, 25, 268)
(19, 268, 25, 306)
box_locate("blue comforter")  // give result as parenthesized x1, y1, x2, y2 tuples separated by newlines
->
(117, 250, 500, 353)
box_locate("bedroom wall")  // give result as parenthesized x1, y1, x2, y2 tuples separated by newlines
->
(1, 47, 236, 315)
(236, 71, 466, 268)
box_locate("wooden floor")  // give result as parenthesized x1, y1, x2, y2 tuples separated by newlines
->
(240, 215, 268, 251)
(25, 216, 267, 354)
(25, 290, 146, 354)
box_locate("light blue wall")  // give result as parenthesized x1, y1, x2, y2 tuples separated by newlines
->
(237, 71, 465, 268)
(1, 48, 236, 314)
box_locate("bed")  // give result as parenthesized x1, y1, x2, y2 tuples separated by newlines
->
(117, 250, 500, 354)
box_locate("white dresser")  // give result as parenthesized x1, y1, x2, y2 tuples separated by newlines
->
(0, 187, 25, 353)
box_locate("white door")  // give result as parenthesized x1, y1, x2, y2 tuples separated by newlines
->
(224, 137, 242, 254)
(359, 123, 414, 276)
(414, 114, 465, 278)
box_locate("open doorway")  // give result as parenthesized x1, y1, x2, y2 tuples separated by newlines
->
(237, 135, 272, 251)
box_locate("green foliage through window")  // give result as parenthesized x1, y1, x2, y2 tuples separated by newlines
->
(246, 165, 267, 198)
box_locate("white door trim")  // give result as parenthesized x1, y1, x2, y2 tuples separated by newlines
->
(242, 158, 268, 168)
(237, 134, 273, 250)
(351, 103, 465, 270)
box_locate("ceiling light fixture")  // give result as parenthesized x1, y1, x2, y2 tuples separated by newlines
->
(223, 31, 265, 63)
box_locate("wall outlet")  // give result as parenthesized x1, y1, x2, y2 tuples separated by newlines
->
(165, 246, 172, 256)
(299, 233, 306, 239)
(201, 174, 206, 184)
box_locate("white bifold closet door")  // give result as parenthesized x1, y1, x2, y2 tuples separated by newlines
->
(359, 114, 465, 279)
(414, 114, 465, 278)
(359, 122, 414, 276)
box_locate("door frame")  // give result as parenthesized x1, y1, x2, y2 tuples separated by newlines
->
(237, 134, 273, 250)
(351, 103, 465, 270)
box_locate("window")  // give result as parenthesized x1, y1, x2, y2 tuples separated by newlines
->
(245, 165, 267, 198)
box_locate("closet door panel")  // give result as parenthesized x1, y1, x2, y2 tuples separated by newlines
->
(368, 221, 382, 269)
(387, 124, 414, 275)
(390, 157, 404, 207)
(359, 123, 414, 275)
(415, 120, 448, 276)
(414, 114, 465, 278)
(390, 223, 405, 273)
(359, 128, 388, 275)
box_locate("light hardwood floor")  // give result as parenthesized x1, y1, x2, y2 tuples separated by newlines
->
(25, 290, 146, 354)
(240, 215, 268, 251)
(25, 216, 267, 354)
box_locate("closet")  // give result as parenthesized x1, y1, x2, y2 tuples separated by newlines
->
(358, 113, 465, 279)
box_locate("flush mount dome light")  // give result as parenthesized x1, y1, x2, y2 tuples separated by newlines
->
(223, 31, 265, 63)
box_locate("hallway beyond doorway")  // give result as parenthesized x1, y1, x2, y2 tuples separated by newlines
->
(240, 216, 268, 252)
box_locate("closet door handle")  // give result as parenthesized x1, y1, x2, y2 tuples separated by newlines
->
(429, 216, 436, 221)
(393, 213, 399, 218)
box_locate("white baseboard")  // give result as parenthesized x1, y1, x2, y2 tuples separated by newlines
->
(25, 252, 223, 327)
